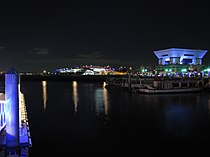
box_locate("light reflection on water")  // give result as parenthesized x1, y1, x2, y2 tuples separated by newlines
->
(42, 81, 47, 112)
(103, 82, 109, 116)
(72, 81, 78, 115)
(52, 81, 110, 117)
(94, 82, 109, 117)
(163, 104, 193, 138)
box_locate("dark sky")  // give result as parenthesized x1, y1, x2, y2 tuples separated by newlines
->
(0, 0, 210, 72)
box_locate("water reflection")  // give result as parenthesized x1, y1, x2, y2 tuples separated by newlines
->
(21, 81, 210, 156)
(103, 82, 109, 116)
(162, 95, 198, 139)
(72, 81, 78, 115)
(94, 82, 109, 117)
(163, 105, 193, 137)
(42, 81, 47, 112)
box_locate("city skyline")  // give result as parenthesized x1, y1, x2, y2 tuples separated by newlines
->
(1, 0, 210, 72)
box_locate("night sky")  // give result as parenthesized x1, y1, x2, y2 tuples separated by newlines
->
(0, 0, 210, 72)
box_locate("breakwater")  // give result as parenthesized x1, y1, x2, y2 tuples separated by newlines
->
(21, 74, 107, 82)
(0, 74, 125, 82)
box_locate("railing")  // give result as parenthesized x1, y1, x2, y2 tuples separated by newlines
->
(20, 93, 32, 147)
(0, 100, 6, 132)
(0, 93, 32, 147)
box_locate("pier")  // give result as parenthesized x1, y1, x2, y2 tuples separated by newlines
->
(106, 75, 209, 94)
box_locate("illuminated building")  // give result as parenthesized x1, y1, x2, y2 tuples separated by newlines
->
(55, 65, 127, 75)
(154, 48, 207, 65)
(153, 48, 208, 76)
(55, 68, 82, 73)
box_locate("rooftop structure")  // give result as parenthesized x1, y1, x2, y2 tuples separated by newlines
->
(154, 48, 207, 65)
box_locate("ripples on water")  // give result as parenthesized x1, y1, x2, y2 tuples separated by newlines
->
(20, 81, 210, 156)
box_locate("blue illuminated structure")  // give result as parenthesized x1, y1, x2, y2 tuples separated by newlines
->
(154, 48, 207, 65)
(153, 48, 209, 77)
(5, 68, 20, 148)
(0, 68, 31, 156)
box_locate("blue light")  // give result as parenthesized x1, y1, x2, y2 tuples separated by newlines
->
(5, 68, 20, 147)
(154, 48, 207, 65)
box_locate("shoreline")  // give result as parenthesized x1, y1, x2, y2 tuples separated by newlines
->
(0, 74, 125, 82)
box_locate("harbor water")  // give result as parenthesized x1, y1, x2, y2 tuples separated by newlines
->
(19, 81, 210, 156)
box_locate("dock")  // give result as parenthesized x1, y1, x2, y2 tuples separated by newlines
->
(106, 75, 208, 94)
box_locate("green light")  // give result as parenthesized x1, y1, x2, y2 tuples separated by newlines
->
(181, 69, 187, 72)
(165, 69, 168, 72)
